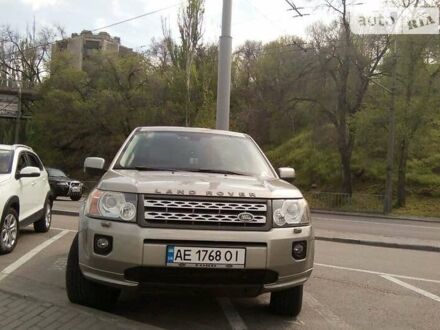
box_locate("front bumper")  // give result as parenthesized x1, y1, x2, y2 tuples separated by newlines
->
(51, 183, 83, 197)
(78, 215, 314, 294)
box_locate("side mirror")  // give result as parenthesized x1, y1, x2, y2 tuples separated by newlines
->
(278, 167, 295, 180)
(84, 157, 106, 176)
(18, 166, 41, 179)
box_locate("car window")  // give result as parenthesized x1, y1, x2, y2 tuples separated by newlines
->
(16, 153, 28, 173)
(116, 131, 275, 178)
(0, 149, 14, 174)
(26, 152, 44, 170)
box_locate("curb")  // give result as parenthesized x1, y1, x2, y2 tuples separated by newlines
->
(311, 209, 440, 224)
(315, 236, 440, 253)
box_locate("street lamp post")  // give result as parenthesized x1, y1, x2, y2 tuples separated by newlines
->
(14, 85, 22, 144)
(216, 0, 233, 131)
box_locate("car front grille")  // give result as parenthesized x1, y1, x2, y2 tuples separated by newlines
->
(143, 197, 269, 229)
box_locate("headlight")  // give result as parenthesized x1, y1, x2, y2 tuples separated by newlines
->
(85, 189, 137, 222)
(272, 199, 310, 227)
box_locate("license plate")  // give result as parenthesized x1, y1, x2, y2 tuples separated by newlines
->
(166, 246, 246, 269)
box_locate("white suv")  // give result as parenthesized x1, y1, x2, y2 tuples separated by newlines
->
(0, 144, 53, 254)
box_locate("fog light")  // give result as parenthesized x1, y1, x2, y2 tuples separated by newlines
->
(292, 241, 307, 260)
(97, 238, 109, 249)
(94, 235, 113, 255)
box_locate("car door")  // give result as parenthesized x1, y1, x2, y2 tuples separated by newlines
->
(14, 152, 34, 221)
(25, 152, 46, 212)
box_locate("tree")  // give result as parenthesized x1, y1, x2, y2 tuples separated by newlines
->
(161, 0, 205, 127)
(394, 35, 440, 206)
(0, 24, 55, 88)
(287, 0, 389, 194)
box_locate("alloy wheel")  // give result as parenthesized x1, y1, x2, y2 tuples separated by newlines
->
(1, 214, 17, 250)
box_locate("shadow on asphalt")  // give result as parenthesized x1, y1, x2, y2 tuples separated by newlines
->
(111, 290, 295, 329)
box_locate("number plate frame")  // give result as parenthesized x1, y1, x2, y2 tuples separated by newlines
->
(166, 245, 246, 269)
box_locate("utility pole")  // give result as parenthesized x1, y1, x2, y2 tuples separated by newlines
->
(216, 0, 232, 131)
(14, 86, 22, 144)
(384, 37, 397, 214)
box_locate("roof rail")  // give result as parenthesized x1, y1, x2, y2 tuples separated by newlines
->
(12, 144, 33, 151)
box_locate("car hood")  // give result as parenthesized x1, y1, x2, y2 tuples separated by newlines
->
(97, 170, 303, 199)
(50, 177, 71, 182)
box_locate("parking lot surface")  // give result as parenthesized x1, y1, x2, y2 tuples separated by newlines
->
(0, 206, 439, 329)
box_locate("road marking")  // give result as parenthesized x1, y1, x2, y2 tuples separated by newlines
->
(52, 227, 77, 233)
(0, 230, 69, 282)
(217, 298, 247, 330)
(313, 217, 440, 230)
(381, 275, 440, 303)
(315, 263, 440, 284)
(304, 292, 352, 329)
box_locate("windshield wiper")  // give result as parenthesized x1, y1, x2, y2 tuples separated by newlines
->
(189, 169, 246, 176)
(114, 166, 185, 172)
(114, 166, 246, 176)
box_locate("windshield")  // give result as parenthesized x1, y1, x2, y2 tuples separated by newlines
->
(0, 149, 13, 174)
(47, 168, 67, 177)
(115, 131, 275, 178)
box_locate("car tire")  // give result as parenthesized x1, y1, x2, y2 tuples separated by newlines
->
(0, 207, 19, 255)
(70, 194, 82, 202)
(66, 234, 120, 311)
(269, 285, 303, 317)
(33, 199, 52, 233)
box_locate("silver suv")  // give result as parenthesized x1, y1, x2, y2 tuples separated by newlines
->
(66, 127, 314, 316)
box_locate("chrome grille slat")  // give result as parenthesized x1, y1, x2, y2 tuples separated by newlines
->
(144, 198, 267, 226)
(145, 212, 266, 224)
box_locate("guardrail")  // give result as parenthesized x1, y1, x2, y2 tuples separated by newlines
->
(304, 192, 385, 214)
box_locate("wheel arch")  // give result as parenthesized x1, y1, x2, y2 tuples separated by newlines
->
(2, 196, 20, 217)
(47, 192, 54, 207)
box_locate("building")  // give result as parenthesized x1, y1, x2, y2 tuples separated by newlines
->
(53, 30, 132, 70)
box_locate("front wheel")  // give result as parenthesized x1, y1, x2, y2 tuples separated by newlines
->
(269, 285, 303, 317)
(66, 234, 120, 310)
(0, 208, 19, 254)
(34, 199, 52, 233)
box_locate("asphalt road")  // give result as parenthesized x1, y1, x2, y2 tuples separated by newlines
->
(313, 212, 440, 243)
(0, 209, 439, 329)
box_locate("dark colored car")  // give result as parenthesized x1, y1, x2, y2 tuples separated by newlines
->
(46, 168, 83, 201)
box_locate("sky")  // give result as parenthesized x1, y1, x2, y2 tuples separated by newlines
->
(0, 0, 391, 50)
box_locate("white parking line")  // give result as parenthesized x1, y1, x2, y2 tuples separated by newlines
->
(217, 297, 248, 330)
(304, 292, 352, 329)
(313, 217, 440, 230)
(52, 227, 77, 233)
(381, 275, 440, 303)
(0, 230, 70, 282)
(315, 263, 440, 284)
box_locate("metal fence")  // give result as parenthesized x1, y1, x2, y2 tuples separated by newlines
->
(304, 192, 385, 214)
